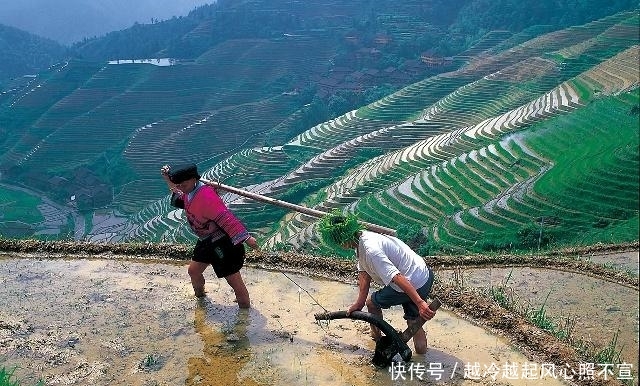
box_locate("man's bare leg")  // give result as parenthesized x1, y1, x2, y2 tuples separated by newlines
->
(408, 319, 427, 354)
(365, 297, 383, 341)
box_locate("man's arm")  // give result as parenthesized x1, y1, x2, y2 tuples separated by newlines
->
(347, 271, 372, 315)
(391, 273, 436, 321)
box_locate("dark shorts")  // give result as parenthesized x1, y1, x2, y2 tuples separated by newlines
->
(371, 267, 434, 320)
(193, 235, 245, 278)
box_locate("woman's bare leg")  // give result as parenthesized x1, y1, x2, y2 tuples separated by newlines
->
(225, 271, 250, 308)
(188, 261, 209, 297)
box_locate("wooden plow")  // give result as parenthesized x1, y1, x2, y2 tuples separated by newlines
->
(314, 299, 441, 367)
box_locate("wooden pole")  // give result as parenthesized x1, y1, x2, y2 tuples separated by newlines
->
(200, 178, 397, 236)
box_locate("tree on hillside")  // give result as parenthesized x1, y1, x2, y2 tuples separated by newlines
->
(453, 0, 638, 36)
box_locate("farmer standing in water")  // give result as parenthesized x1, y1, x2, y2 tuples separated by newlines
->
(161, 163, 259, 308)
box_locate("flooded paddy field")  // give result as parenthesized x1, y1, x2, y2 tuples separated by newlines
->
(0, 245, 637, 386)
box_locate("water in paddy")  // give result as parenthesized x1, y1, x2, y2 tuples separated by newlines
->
(438, 265, 639, 366)
(0, 254, 636, 385)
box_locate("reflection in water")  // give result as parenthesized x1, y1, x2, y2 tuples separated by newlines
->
(186, 300, 259, 386)
(107, 58, 176, 66)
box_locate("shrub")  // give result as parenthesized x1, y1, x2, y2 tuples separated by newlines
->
(476, 234, 517, 253)
(517, 222, 552, 249)
(396, 224, 428, 251)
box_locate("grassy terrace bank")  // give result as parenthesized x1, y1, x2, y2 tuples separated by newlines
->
(0, 238, 637, 283)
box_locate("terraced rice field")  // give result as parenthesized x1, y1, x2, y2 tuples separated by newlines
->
(252, 22, 638, 252)
(1, 12, 637, 254)
(0, 241, 637, 386)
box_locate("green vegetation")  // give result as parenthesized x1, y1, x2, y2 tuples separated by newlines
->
(64, 0, 638, 64)
(380, 89, 639, 255)
(489, 269, 518, 310)
(0, 187, 44, 238)
(0, 367, 42, 386)
(137, 354, 162, 372)
(525, 95, 639, 245)
(0, 25, 67, 86)
(0, 1, 637, 254)
(277, 179, 332, 206)
(0, 187, 43, 223)
(0, 367, 18, 386)
(487, 273, 631, 371)
(527, 291, 555, 331)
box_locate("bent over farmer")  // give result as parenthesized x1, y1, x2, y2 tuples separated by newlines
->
(319, 212, 437, 354)
(161, 163, 259, 308)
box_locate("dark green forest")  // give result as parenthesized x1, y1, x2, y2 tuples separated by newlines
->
(1, 0, 638, 87)
(0, 25, 68, 83)
(71, 0, 639, 60)
(64, 0, 640, 128)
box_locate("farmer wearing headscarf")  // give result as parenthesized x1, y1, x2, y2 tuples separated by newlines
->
(319, 212, 437, 354)
(161, 163, 259, 308)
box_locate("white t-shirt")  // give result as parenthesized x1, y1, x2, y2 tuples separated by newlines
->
(356, 231, 429, 292)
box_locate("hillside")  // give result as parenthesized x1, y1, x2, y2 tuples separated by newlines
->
(0, 0, 212, 45)
(0, 3, 638, 255)
(0, 24, 67, 86)
(129, 11, 640, 254)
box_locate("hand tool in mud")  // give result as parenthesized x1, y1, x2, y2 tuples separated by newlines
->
(314, 298, 441, 368)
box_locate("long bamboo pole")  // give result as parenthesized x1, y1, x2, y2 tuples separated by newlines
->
(201, 178, 397, 236)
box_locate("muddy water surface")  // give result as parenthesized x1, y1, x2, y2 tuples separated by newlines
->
(438, 251, 639, 367)
(0, 256, 572, 386)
